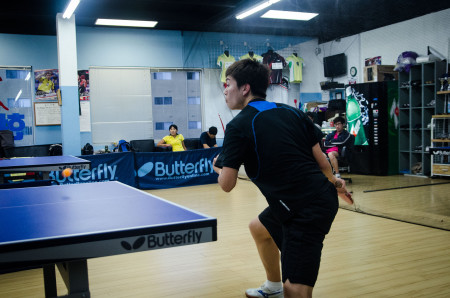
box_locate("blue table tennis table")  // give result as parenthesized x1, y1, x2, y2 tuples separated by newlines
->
(0, 181, 217, 297)
(0, 155, 91, 183)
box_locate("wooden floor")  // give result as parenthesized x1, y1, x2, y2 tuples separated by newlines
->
(1, 176, 450, 297)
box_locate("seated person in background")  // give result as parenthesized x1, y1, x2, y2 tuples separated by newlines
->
(157, 124, 187, 152)
(200, 126, 218, 148)
(323, 116, 351, 178)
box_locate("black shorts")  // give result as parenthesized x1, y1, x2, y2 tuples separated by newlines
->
(258, 184, 338, 287)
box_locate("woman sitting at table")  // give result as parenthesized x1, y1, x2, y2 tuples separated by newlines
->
(157, 124, 187, 152)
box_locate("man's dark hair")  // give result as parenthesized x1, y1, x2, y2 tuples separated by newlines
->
(333, 116, 346, 125)
(225, 59, 270, 98)
(208, 126, 218, 135)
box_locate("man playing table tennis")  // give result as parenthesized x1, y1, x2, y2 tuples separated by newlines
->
(213, 59, 351, 298)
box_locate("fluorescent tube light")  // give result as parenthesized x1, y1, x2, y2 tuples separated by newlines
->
(63, 0, 80, 19)
(15, 90, 22, 102)
(261, 10, 318, 21)
(95, 19, 158, 28)
(25, 72, 31, 81)
(236, 0, 281, 20)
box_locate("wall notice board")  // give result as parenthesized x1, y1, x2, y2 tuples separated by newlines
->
(34, 102, 61, 126)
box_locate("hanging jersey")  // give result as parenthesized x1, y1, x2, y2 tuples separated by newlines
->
(240, 53, 263, 62)
(286, 55, 304, 83)
(267, 77, 289, 105)
(217, 54, 236, 83)
(261, 51, 287, 84)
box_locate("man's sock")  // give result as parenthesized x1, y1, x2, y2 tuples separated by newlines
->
(265, 280, 283, 291)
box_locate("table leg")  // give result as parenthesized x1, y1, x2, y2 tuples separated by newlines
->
(43, 264, 57, 297)
(43, 260, 90, 298)
(57, 260, 90, 298)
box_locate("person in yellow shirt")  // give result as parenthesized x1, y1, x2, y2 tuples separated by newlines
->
(157, 124, 187, 152)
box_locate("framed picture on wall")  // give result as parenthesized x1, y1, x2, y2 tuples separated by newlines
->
(34, 69, 59, 101)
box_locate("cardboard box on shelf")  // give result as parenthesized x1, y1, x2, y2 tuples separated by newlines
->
(364, 65, 398, 82)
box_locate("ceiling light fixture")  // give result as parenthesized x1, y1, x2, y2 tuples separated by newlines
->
(62, 0, 81, 19)
(95, 19, 158, 28)
(236, 0, 281, 20)
(261, 10, 318, 21)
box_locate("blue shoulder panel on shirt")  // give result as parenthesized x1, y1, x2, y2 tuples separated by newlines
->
(248, 101, 277, 112)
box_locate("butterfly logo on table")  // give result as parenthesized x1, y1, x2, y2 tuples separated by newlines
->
(121, 237, 146, 251)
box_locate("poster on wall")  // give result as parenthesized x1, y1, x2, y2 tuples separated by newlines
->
(365, 56, 381, 66)
(78, 70, 90, 101)
(34, 69, 59, 100)
(79, 101, 91, 132)
(34, 102, 61, 126)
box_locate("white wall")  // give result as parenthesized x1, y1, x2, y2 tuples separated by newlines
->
(360, 9, 450, 68)
(292, 8, 450, 99)
(298, 36, 361, 91)
(76, 27, 184, 69)
(202, 69, 241, 139)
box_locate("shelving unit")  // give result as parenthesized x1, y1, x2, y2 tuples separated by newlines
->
(430, 115, 450, 177)
(437, 90, 450, 114)
(398, 61, 447, 176)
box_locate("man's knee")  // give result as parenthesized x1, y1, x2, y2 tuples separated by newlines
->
(249, 217, 271, 240)
(284, 279, 313, 298)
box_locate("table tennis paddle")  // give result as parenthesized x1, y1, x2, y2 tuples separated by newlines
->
(340, 191, 353, 205)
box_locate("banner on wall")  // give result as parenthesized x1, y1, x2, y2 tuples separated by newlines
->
(136, 147, 220, 189)
(0, 67, 34, 145)
(34, 69, 59, 100)
(48, 152, 137, 186)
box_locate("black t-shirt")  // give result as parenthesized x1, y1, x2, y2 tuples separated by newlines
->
(262, 50, 287, 84)
(216, 99, 329, 219)
(200, 131, 216, 147)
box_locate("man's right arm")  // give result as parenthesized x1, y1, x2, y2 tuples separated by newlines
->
(312, 143, 353, 204)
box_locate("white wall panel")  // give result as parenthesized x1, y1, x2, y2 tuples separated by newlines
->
(90, 67, 153, 144)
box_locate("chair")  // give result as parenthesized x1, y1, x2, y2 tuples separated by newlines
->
(0, 130, 14, 158)
(130, 139, 155, 152)
(322, 133, 354, 183)
(154, 146, 172, 152)
(184, 138, 202, 150)
(337, 134, 355, 183)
